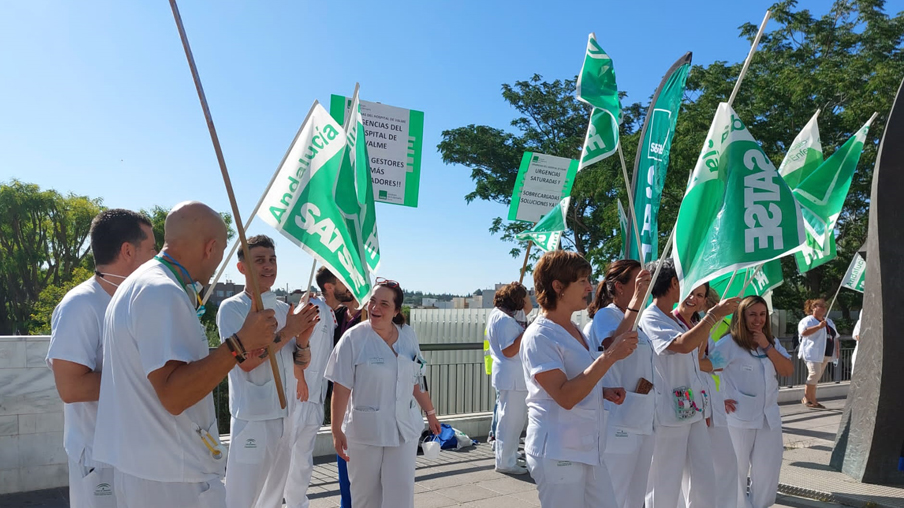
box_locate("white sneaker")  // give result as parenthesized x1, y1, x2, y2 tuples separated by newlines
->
(495, 465, 529, 475)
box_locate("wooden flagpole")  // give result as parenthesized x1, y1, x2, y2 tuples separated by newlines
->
(168, 0, 286, 409)
(519, 241, 534, 284)
(727, 10, 771, 108)
(618, 143, 644, 259)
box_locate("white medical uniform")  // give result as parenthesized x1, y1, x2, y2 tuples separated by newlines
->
(285, 297, 337, 508)
(639, 304, 714, 508)
(852, 318, 861, 374)
(486, 307, 527, 471)
(591, 305, 656, 508)
(324, 321, 424, 508)
(46, 278, 116, 508)
(714, 336, 790, 508)
(520, 316, 617, 508)
(94, 260, 226, 508)
(217, 291, 294, 508)
(797, 315, 837, 384)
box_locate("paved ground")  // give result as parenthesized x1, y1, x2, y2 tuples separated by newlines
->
(4, 396, 899, 507)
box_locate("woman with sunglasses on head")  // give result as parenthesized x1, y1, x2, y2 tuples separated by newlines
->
(324, 278, 441, 508)
(713, 296, 793, 508)
(521, 250, 638, 507)
(797, 298, 837, 408)
(585, 259, 655, 508)
(486, 282, 533, 474)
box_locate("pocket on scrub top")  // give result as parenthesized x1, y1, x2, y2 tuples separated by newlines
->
(231, 420, 267, 465)
(243, 378, 278, 416)
(732, 391, 763, 422)
(612, 391, 654, 433)
(81, 468, 115, 508)
(551, 407, 597, 450)
(197, 480, 227, 508)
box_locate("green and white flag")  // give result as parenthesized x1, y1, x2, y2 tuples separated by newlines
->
(576, 33, 621, 170)
(792, 115, 876, 273)
(778, 110, 823, 190)
(258, 102, 372, 305)
(841, 253, 867, 293)
(710, 260, 784, 299)
(617, 199, 628, 259)
(336, 86, 381, 273)
(515, 197, 569, 252)
(673, 103, 805, 300)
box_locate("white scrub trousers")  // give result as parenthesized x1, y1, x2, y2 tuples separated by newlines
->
(225, 417, 293, 508)
(494, 389, 528, 471)
(645, 420, 715, 508)
(677, 425, 738, 508)
(526, 454, 618, 508)
(68, 455, 115, 508)
(729, 424, 783, 508)
(285, 403, 325, 508)
(112, 469, 226, 508)
(347, 437, 419, 508)
(603, 432, 654, 508)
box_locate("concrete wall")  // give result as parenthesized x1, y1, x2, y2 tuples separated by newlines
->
(0, 336, 67, 495)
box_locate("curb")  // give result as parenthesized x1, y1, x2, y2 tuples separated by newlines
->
(778, 483, 887, 508)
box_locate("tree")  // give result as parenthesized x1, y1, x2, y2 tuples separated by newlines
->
(0, 180, 103, 334)
(28, 267, 94, 334)
(438, 0, 904, 315)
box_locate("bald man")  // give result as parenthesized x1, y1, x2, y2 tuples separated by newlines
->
(93, 202, 279, 508)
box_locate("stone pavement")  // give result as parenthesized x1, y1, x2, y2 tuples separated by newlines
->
(4, 397, 899, 507)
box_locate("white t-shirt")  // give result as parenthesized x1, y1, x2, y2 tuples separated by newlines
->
(300, 297, 337, 414)
(486, 308, 526, 392)
(713, 335, 790, 430)
(94, 260, 224, 483)
(521, 316, 607, 466)
(46, 277, 111, 467)
(217, 291, 292, 421)
(594, 304, 655, 435)
(797, 315, 837, 362)
(325, 321, 423, 447)
(639, 304, 705, 427)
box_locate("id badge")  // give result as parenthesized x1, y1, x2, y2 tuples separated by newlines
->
(672, 386, 697, 420)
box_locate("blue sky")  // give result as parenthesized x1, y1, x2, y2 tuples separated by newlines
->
(2, 1, 900, 295)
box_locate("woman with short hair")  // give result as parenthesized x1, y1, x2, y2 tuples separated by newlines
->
(325, 279, 442, 508)
(714, 296, 794, 508)
(797, 298, 837, 408)
(521, 250, 637, 507)
(639, 258, 738, 508)
(486, 282, 533, 474)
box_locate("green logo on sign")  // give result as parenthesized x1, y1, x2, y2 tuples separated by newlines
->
(533, 156, 539, 162)
(379, 190, 388, 199)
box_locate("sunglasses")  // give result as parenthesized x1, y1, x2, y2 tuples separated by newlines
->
(375, 277, 400, 288)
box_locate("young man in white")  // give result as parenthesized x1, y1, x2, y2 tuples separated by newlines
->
(217, 235, 320, 508)
(47, 209, 157, 508)
(283, 266, 340, 508)
(93, 202, 280, 508)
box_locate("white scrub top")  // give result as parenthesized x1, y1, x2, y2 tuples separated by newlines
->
(486, 308, 527, 391)
(94, 260, 224, 483)
(217, 291, 293, 421)
(324, 321, 423, 447)
(797, 315, 837, 363)
(520, 316, 607, 466)
(713, 336, 790, 430)
(639, 304, 706, 427)
(46, 277, 111, 467)
(595, 304, 655, 435)
(703, 337, 728, 427)
(301, 298, 337, 408)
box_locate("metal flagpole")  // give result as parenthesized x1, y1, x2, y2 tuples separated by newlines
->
(618, 143, 644, 259)
(168, 0, 286, 408)
(727, 11, 771, 108)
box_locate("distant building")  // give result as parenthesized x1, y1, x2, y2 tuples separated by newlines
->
(205, 281, 244, 307)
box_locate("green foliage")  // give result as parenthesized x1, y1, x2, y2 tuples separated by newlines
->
(28, 267, 95, 334)
(401, 305, 411, 324)
(438, 0, 904, 314)
(0, 180, 104, 334)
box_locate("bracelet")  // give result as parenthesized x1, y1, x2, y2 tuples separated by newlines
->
(763, 343, 774, 353)
(425, 409, 436, 416)
(627, 307, 640, 313)
(225, 334, 246, 363)
(232, 333, 246, 355)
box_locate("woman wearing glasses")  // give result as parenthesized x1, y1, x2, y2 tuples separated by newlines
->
(521, 250, 638, 507)
(486, 282, 533, 474)
(325, 279, 442, 508)
(797, 298, 837, 408)
(712, 296, 793, 508)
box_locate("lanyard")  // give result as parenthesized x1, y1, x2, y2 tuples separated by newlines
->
(155, 254, 205, 318)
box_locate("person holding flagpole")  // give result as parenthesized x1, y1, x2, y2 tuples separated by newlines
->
(325, 278, 441, 508)
(639, 258, 738, 508)
(586, 259, 656, 508)
(521, 250, 637, 507)
(797, 299, 837, 408)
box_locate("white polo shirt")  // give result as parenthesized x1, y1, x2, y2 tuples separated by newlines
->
(639, 304, 706, 427)
(94, 260, 224, 483)
(486, 308, 527, 392)
(325, 321, 423, 447)
(521, 316, 607, 466)
(46, 277, 111, 468)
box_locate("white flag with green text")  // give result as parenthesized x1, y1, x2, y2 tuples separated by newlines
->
(576, 33, 621, 170)
(515, 197, 569, 252)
